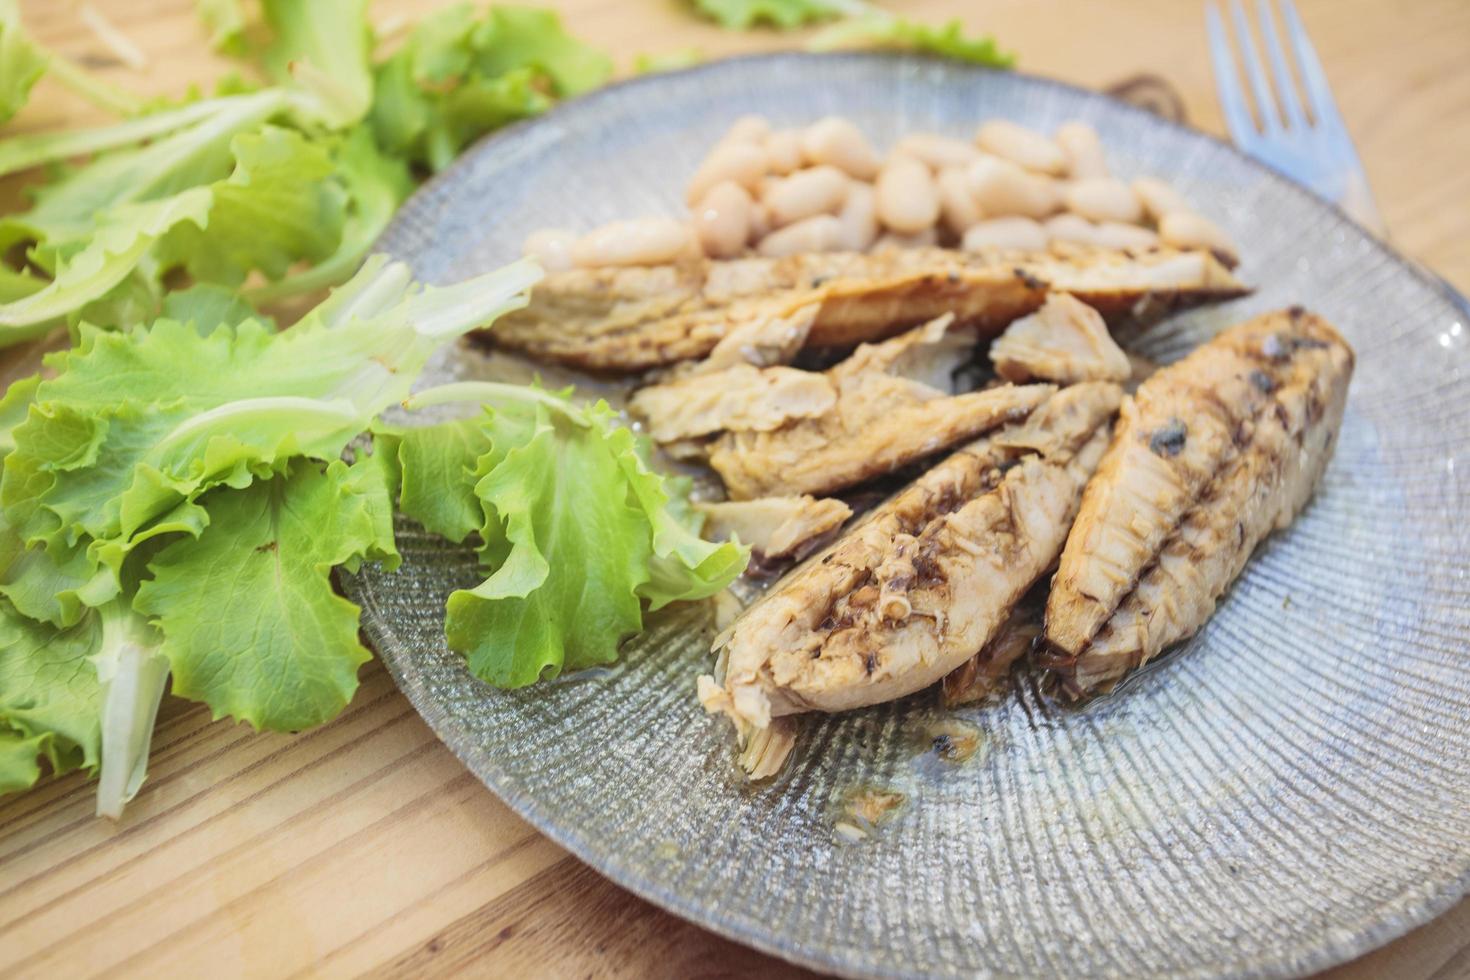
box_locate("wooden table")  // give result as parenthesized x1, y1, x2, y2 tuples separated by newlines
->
(3, 1, 1467, 977)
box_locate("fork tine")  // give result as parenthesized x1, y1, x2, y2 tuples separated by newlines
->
(1256, 0, 1307, 130)
(1229, 0, 1282, 132)
(1206, 2, 1259, 146)
(1279, 0, 1345, 131)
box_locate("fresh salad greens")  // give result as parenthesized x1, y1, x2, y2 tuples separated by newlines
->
(380, 385, 746, 688)
(690, 0, 858, 30)
(687, 0, 1014, 69)
(0, 256, 539, 815)
(0, 1, 607, 344)
(0, 0, 1014, 820)
(809, 13, 1015, 67)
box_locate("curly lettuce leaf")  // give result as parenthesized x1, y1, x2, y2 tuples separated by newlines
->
(246, 126, 413, 304)
(0, 191, 213, 335)
(691, 0, 854, 30)
(160, 282, 271, 335)
(0, 124, 345, 335)
(369, 4, 610, 172)
(4, 89, 289, 250)
(1, 255, 538, 577)
(263, 0, 373, 128)
(0, 92, 276, 181)
(395, 383, 747, 688)
(808, 14, 1015, 66)
(633, 49, 705, 75)
(0, 0, 47, 125)
(152, 125, 348, 288)
(197, 0, 247, 55)
(0, 597, 103, 793)
(374, 418, 491, 544)
(92, 600, 168, 818)
(133, 457, 396, 732)
(445, 402, 651, 687)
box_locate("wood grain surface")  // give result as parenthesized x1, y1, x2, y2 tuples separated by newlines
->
(2, 1, 1468, 977)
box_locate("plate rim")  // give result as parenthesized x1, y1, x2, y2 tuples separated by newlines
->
(357, 50, 1470, 979)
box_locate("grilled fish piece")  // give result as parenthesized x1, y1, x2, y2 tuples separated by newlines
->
(707, 316, 1054, 499)
(941, 599, 1042, 707)
(487, 246, 1247, 373)
(697, 381, 1122, 736)
(990, 293, 1131, 384)
(696, 495, 852, 561)
(1042, 308, 1354, 697)
(629, 364, 835, 442)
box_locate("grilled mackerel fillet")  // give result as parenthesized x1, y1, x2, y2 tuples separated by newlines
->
(1041, 308, 1354, 697)
(698, 382, 1122, 734)
(990, 293, 1132, 385)
(706, 316, 1054, 498)
(488, 246, 1246, 373)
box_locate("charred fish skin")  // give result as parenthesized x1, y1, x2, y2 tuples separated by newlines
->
(699, 381, 1122, 734)
(487, 246, 1247, 373)
(1041, 308, 1354, 698)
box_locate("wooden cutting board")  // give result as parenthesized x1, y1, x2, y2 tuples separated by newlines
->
(3, 1, 1468, 976)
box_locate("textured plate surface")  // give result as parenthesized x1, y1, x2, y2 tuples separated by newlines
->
(343, 54, 1470, 978)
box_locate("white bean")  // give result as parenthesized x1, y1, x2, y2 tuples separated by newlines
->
(1093, 221, 1160, 249)
(894, 132, 980, 171)
(1132, 177, 1193, 222)
(571, 218, 697, 268)
(763, 129, 804, 176)
(521, 228, 578, 272)
(748, 199, 772, 243)
(686, 141, 767, 205)
(936, 167, 983, 236)
(1043, 213, 1100, 246)
(975, 120, 1068, 175)
(765, 166, 850, 227)
(966, 157, 1062, 219)
(873, 228, 939, 252)
(801, 116, 881, 180)
(693, 181, 753, 259)
(835, 182, 878, 251)
(722, 114, 771, 145)
(1055, 121, 1108, 178)
(1064, 177, 1143, 224)
(875, 155, 940, 234)
(1159, 211, 1238, 264)
(962, 217, 1049, 252)
(756, 214, 845, 257)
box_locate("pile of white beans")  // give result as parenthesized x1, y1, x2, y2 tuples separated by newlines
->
(522, 115, 1239, 271)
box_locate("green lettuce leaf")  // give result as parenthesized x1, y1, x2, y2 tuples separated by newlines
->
(133, 456, 395, 732)
(375, 418, 492, 544)
(1, 255, 537, 570)
(92, 600, 167, 818)
(691, 0, 854, 30)
(0, 191, 213, 336)
(160, 282, 272, 335)
(197, 0, 248, 55)
(0, 0, 47, 124)
(153, 125, 348, 288)
(808, 14, 1015, 66)
(4, 89, 289, 250)
(0, 92, 277, 181)
(246, 126, 413, 304)
(369, 4, 610, 172)
(263, 0, 373, 128)
(0, 124, 347, 335)
(633, 49, 705, 75)
(0, 597, 104, 793)
(395, 383, 747, 688)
